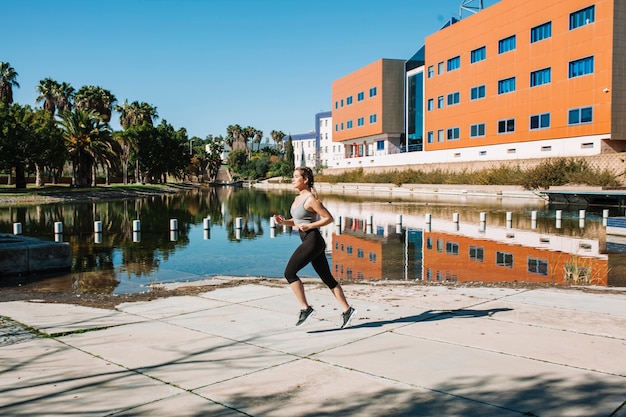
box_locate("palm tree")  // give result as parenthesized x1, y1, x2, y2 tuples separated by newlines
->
(55, 82, 74, 114)
(36, 78, 60, 114)
(226, 124, 243, 151)
(270, 130, 286, 152)
(74, 85, 117, 122)
(59, 108, 113, 187)
(254, 129, 263, 152)
(0, 61, 19, 104)
(115, 99, 158, 129)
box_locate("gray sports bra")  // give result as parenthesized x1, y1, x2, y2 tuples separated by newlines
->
(291, 195, 317, 225)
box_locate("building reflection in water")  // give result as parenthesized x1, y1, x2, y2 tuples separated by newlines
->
(330, 215, 610, 286)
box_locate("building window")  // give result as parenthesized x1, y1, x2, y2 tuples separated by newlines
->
(498, 118, 515, 133)
(427, 98, 434, 111)
(369, 87, 377, 97)
(569, 56, 594, 78)
(471, 46, 486, 63)
(531, 21, 552, 42)
(498, 35, 516, 54)
(357, 117, 364, 126)
(469, 246, 484, 262)
(437, 96, 444, 108)
(479, 150, 487, 156)
(436, 239, 444, 252)
(447, 56, 460, 71)
(357, 249, 364, 258)
(447, 127, 460, 140)
(447, 92, 460, 106)
(357, 92, 364, 101)
(498, 77, 516, 94)
(346, 96, 353, 105)
(347, 120, 353, 129)
(369, 114, 377, 123)
(347, 245, 353, 255)
(376, 140, 384, 151)
(334, 101, 338, 109)
(496, 251, 514, 268)
(528, 258, 548, 276)
(369, 252, 377, 263)
(437, 61, 444, 74)
(530, 68, 551, 86)
(470, 123, 485, 138)
(530, 113, 550, 130)
(340, 99, 344, 107)
(568, 106, 593, 125)
(446, 242, 459, 255)
(427, 65, 434, 78)
(541, 146, 552, 152)
(570, 5, 595, 30)
(498, 77, 515, 94)
(470, 85, 486, 100)
(427, 131, 434, 144)
(426, 237, 433, 250)
(437, 130, 444, 142)
(340, 122, 344, 130)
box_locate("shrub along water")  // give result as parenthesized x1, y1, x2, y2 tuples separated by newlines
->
(315, 158, 622, 190)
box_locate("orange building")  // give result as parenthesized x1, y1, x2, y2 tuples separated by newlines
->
(331, 59, 405, 160)
(423, 0, 624, 158)
(330, 0, 626, 169)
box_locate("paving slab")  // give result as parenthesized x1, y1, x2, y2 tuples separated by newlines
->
(0, 338, 186, 416)
(60, 319, 292, 391)
(195, 357, 519, 417)
(0, 300, 146, 334)
(116, 295, 228, 319)
(314, 331, 625, 417)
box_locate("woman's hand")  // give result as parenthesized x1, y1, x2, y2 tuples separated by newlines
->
(273, 214, 284, 225)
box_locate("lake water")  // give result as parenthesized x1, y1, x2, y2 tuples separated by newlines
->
(1, 186, 624, 294)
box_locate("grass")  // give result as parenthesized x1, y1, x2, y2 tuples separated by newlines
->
(0, 183, 172, 196)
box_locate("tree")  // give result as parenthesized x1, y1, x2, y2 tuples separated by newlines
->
(35, 78, 59, 114)
(0, 62, 19, 105)
(31, 109, 65, 186)
(270, 130, 285, 152)
(284, 135, 295, 175)
(55, 82, 75, 114)
(74, 85, 117, 122)
(206, 135, 224, 182)
(115, 99, 158, 129)
(59, 109, 113, 187)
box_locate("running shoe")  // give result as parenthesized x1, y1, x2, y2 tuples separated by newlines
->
(296, 306, 315, 326)
(341, 306, 357, 329)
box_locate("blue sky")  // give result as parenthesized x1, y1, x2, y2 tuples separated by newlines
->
(3, 0, 499, 141)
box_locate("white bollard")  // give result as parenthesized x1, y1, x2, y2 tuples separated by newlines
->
(453, 213, 460, 223)
(94, 232, 102, 244)
(531, 211, 537, 221)
(133, 231, 141, 242)
(579, 209, 586, 220)
(54, 221, 63, 234)
(556, 210, 562, 220)
(204, 229, 211, 240)
(603, 209, 609, 219)
(269, 217, 276, 228)
(425, 213, 432, 223)
(335, 216, 342, 228)
(133, 219, 141, 232)
(235, 217, 242, 229)
(54, 233, 63, 242)
(506, 212, 512, 222)
(203, 217, 211, 229)
(94, 221, 102, 233)
(170, 230, 178, 241)
(366, 215, 373, 225)
(170, 219, 178, 231)
(396, 214, 403, 225)
(479, 212, 487, 222)
(13, 222, 22, 235)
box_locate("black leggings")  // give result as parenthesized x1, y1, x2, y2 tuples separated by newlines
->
(284, 229, 339, 289)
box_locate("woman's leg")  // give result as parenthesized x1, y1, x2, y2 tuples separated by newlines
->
(284, 231, 319, 309)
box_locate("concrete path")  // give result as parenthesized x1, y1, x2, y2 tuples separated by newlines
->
(1, 281, 625, 416)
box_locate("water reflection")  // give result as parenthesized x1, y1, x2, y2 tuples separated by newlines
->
(0, 187, 624, 294)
